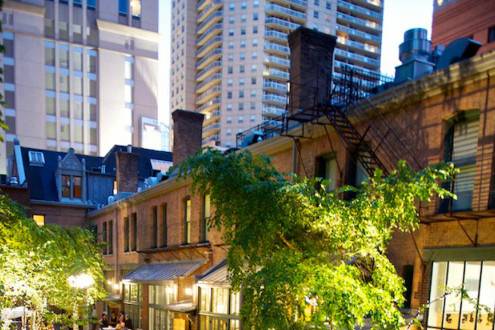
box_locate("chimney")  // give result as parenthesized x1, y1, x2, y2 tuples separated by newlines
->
(115, 148, 139, 193)
(288, 27, 336, 113)
(172, 109, 204, 165)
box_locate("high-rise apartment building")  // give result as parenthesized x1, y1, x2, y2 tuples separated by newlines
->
(432, 0, 495, 55)
(1, 0, 166, 173)
(170, 0, 383, 148)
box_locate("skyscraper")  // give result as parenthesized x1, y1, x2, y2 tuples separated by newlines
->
(170, 0, 383, 148)
(1, 0, 166, 173)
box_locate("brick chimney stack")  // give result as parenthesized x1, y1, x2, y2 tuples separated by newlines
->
(172, 109, 204, 165)
(115, 147, 139, 193)
(288, 27, 336, 113)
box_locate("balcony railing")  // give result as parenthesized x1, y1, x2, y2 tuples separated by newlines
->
(337, 12, 381, 31)
(263, 105, 286, 116)
(196, 73, 222, 92)
(197, 97, 221, 113)
(265, 3, 306, 21)
(197, 11, 222, 34)
(197, 86, 221, 105)
(337, 1, 382, 20)
(196, 48, 222, 69)
(265, 17, 301, 31)
(263, 79, 288, 93)
(264, 42, 290, 55)
(264, 68, 289, 81)
(196, 61, 222, 81)
(265, 55, 290, 68)
(196, 36, 222, 57)
(336, 25, 381, 44)
(265, 29, 289, 43)
(197, 0, 222, 23)
(334, 48, 380, 66)
(263, 93, 288, 105)
(337, 38, 379, 54)
(197, 23, 222, 46)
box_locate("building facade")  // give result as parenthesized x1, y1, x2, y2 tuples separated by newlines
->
(0, 0, 166, 174)
(91, 42, 495, 329)
(170, 0, 384, 148)
(432, 0, 495, 55)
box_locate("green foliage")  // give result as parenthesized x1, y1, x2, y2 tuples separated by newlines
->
(0, 195, 106, 328)
(177, 149, 457, 330)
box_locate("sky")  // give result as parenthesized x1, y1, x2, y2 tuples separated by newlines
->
(158, 0, 434, 116)
(380, 0, 433, 75)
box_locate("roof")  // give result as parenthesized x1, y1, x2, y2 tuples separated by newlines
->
(123, 260, 206, 283)
(101, 145, 173, 180)
(17, 145, 172, 203)
(198, 259, 229, 285)
(20, 147, 101, 202)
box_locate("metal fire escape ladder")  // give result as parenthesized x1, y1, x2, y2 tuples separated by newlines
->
(322, 104, 389, 177)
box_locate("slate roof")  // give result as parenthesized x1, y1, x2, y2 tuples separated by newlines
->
(19, 145, 173, 203)
(123, 260, 206, 283)
(20, 147, 101, 202)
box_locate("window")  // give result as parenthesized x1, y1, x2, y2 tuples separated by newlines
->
(45, 69, 55, 91)
(108, 220, 113, 254)
(131, 212, 137, 251)
(427, 260, 495, 330)
(130, 0, 141, 18)
(61, 175, 82, 199)
(45, 43, 55, 66)
(161, 204, 167, 247)
(201, 194, 210, 242)
(441, 116, 479, 212)
(326, 1, 331, 10)
(102, 222, 108, 254)
(316, 154, 338, 191)
(314, 10, 319, 18)
(199, 286, 241, 328)
(119, 0, 129, 15)
(151, 206, 158, 248)
(124, 216, 130, 252)
(488, 26, 495, 43)
(28, 151, 45, 165)
(59, 45, 69, 68)
(33, 214, 45, 226)
(183, 198, 191, 244)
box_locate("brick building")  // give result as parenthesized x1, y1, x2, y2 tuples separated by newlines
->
(432, 0, 495, 55)
(89, 31, 495, 330)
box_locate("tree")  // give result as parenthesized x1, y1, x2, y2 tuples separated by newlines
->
(0, 195, 106, 329)
(178, 149, 457, 330)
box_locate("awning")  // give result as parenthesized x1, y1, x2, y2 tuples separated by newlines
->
(103, 294, 122, 302)
(197, 260, 229, 286)
(166, 301, 196, 313)
(123, 260, 206, 283)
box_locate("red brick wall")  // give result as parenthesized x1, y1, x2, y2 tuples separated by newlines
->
(432, 0, 495, 54)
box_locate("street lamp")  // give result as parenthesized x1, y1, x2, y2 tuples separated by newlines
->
(68, 273, 94, 289)
(68, 273, 94, 330)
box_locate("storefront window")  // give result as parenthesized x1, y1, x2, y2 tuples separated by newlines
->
(149, 285, 176, 330)
(199, 286, 241, 329)
(123, 283, 141, 329)
(427, 261, 495, 330)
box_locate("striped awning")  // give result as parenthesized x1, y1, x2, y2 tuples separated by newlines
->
(123, 260, 206, 283)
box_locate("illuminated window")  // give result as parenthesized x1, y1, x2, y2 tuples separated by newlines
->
(33, 214, 45, 226)
(427, 260, 495, 330)
(61, 175, 83, 199)
(130, 0, 141, 18)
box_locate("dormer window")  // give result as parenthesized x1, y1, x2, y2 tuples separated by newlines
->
(61, 175, 82, 199)
(28, 151, 45, 166)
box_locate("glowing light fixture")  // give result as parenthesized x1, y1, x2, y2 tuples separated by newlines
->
(68, 273, 94, 289)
